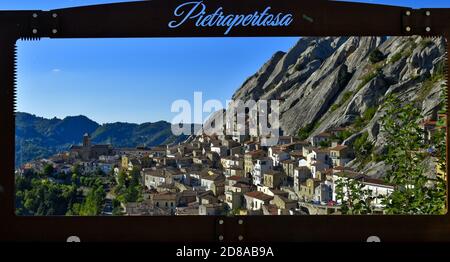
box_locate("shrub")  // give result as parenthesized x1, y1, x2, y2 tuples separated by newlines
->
(357, 70, 381, 91)
(369, 49, 385, 64)
(389, 52, 403, 64)
(420, 39, 434, 49)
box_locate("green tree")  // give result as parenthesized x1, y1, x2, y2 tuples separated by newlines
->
(335, 174, 375, 214)
(43, 164, 54, 177)
(380, 95, 446, 214)
(71, 164, 81, 175)
(79, 185, 105, 216)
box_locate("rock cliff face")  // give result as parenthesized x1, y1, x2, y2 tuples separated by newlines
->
(232, 36, 446, 135)
(228, 36, 447, 175)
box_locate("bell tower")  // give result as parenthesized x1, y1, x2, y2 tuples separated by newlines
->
(83, 133, 91, 147)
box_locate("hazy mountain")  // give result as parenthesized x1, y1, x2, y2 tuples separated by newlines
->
(15, 112, 189, 166)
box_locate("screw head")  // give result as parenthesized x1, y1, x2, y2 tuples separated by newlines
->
(405, 10, 411, 16)
(67, 236, 81, 243)
(218, 235, 224, 241)
(52, 29, 58, 34)
(425, 27, 431, 32)
(32, 29, 38, 34)
(238, 219, 244, 225)
(367, 236, 381, 242)
(32, 13, 38, 18)
(218, 219, 224, 225)
(52, 13, 58, 18)
(426, 11, 431, 16)
(405, 26, 411, 32)
(238, 235, 244, 241)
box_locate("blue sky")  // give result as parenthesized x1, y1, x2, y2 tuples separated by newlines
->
(2, 0, 449, 124)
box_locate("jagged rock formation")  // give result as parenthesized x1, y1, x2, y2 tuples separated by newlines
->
(228, 36, 447, 176)
(232, 36, 445, 134)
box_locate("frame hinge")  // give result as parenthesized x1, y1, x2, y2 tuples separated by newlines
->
(402, 9, 433, 35)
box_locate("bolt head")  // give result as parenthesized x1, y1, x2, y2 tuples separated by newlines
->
(32, 13, 38, 18)
(67, 236, 81, 243)
(426, 11, 431, 16)
(218, 219, 224, 225)
(52, 29, 58, 34)
(218, 235, 224, 241)
(238, 219, 244, 225)
(238, 235, 244, 241)
(367, 236, 381, 242)
(405, 26, 411, 32)
(32, 29, 38, 34)
(405, 10, 411, 16)
(52, 13, 58, 18)
(425, 27, 431, 32)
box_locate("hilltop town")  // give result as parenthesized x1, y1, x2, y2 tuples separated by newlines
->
(14, 36, 447, 216)
(17, 127, 397, 216)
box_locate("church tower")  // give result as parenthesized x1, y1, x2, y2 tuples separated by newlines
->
(83, 133, 91, 147)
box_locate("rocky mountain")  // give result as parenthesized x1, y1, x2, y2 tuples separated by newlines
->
(229, 36, 447, 176)
(15, 112, 190, 166)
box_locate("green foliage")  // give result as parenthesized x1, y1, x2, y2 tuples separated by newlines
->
(357, 69, 382, 91)
(71, 164, 81, 175)
(15, 173, 78, 216)
(318, 140, 332, 148)
(389, 52, 403, 64)
(114, 168, 143, 204)
(333, 129, 353, 143)
(79, 185, 106, 216)
(354, 106, 377, 130)
(415, 61, 446, 102)
(112, 199, 123, 216)
(15, 168, 111, 216)
(432, 60, 446, 81)
(388, 38, 418, 64)
(297, 123, 315, 140)
(380, 95, 446, 214)
(420, 39, 434, 49)
(335, 174, 376, 214)
(43, 164, 54, 177)
(330, 91, 354, 112)
(369, 49, 385, 64)
(363, 107, 377, 122)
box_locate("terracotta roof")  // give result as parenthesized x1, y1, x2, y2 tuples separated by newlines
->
(263, 204, 279, 215)
(329, 145, 348, 151)
(227, 175, 243, 181)
(152, 192, 177, 201)
(422, 119, 437, 126)
(245, 191, 274, 202)
(317, 132, 332, 137)
(245, 150, 265, 156)
(313, 148, 330, 153)
(361, 177, 394, 187)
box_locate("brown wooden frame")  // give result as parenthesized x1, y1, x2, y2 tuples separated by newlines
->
(1, 0, 449, 242)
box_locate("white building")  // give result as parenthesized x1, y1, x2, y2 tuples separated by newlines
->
(244, 191, 274, 211)
(251, 158, 273, 186)
(268, 147, 290, 167)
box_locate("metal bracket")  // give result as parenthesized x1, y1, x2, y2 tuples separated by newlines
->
(216, 218, 246, 242)
(24, 11, 60, 38)
(402, 9, 433, 35)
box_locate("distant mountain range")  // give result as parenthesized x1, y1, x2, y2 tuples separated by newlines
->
(15, 112, 191, 166)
